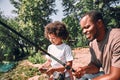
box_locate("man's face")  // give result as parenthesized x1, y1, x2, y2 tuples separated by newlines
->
(80, 15, 98, 41)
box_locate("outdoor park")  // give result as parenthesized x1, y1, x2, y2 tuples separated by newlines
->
(0, 0, 120, 80)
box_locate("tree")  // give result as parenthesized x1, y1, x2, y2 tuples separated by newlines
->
(0, 14, 28, 60)
(10, 0, 57, 52)
(62, 0, 120, 47)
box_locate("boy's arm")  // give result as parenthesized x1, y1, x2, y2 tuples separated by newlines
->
(46, 61, 73, 75)
(39, 59, 51, 73)
(41, 59, 51, 68)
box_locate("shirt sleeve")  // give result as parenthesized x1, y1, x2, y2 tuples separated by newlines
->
(112, 37, 120, 68)
(65, 45, 73, 61)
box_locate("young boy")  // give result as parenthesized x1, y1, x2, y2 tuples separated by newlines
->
(39, 21, 74, 80)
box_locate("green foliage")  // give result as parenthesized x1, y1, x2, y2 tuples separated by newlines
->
(62, 0, 120, 48)
(0, 0, 56, 62)
(24, 67, 39, 77)
(10, 0, 57, 52)
(0, 0, 120, 62)
(0, 18, 28, 61)
(62, 15, 85, 47)
(28, 52, 46, 64)
(0, 64, 40, 80)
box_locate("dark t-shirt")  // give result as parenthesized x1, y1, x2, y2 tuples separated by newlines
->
(89, 28, 120, 74)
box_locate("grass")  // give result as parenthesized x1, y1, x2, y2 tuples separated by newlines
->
(0, 61, 40, 80)
(0, 53, 47, 80)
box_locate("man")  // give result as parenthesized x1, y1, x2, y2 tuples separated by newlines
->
(74, 10, 120, 80)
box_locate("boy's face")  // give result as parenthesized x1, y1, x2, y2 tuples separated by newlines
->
(48, 34, 62, 45)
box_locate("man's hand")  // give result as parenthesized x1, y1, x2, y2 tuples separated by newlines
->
(73, 67, 86, 78)
(73, 64, 99, 79)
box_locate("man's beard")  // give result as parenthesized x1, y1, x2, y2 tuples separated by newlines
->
(88, 31, 98, 42)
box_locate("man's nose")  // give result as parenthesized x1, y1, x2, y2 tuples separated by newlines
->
(82, 29, 87, 34)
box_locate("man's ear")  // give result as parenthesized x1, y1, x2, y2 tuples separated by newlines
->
(97, 19, 103, 28)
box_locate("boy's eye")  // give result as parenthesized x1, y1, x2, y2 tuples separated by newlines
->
(49, 37, 57, 40)
(52, 38, 56, 39)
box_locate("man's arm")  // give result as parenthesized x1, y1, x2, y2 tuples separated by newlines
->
(93, 66, 120, 80)
(85, 64, 100, 74)
(74, 64, 100, 78)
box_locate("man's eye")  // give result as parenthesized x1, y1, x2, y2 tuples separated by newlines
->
(85, 25, 90, 29)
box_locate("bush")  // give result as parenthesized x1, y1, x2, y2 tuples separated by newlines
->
(28, 52, 46, 64)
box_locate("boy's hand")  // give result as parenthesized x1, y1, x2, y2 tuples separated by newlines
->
(39, 65, 48, 73)
(39, 68, 48, 73)
(46, 68, 55, 76)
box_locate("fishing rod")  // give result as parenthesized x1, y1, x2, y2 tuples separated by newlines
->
(0, 20, 75, 72)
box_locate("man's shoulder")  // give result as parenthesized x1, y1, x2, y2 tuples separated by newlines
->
(109, 28, 120, 37)
(110, 28, 120, 33)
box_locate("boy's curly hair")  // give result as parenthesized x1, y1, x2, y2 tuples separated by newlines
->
(44, 21, 69, 40)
